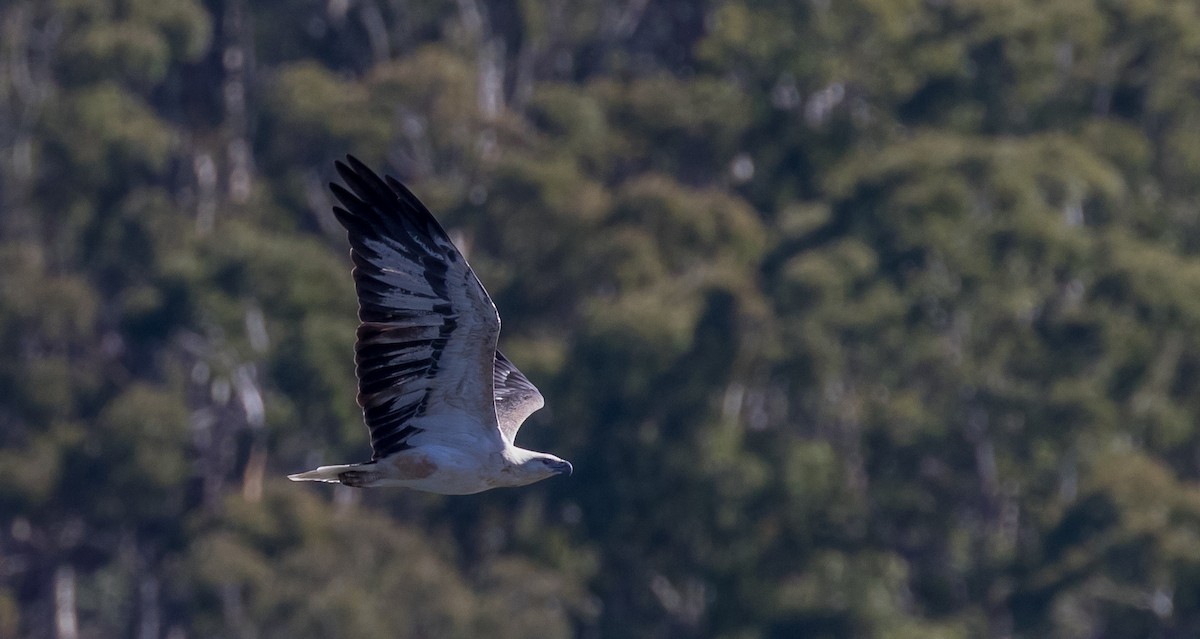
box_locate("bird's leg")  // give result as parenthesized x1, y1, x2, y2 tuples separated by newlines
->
(337, 469, 382, 487)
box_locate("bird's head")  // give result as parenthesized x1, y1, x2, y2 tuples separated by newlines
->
(507, 449, 573, 485)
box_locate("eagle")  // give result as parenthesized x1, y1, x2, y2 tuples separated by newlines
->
(288, 156, 572, 494)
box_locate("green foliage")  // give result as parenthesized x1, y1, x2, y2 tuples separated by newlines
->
(6, 0, 1200, 637)
(42, 82, 173, 189)
(263, 62, 387, 166)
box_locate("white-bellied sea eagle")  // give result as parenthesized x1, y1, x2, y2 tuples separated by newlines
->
(288, 156, 572, 494)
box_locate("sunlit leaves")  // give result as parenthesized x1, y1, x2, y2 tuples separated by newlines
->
(42, 83, 173, 188)
(181, 489, 576, 639)
(9, 0, 1200, 636)
(263, 63, 387, 166)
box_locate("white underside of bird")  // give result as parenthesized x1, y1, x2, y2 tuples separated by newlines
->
(289, 413, 568, 494)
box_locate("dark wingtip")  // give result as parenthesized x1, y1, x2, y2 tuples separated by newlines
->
(331, 205, 355, 225)
(329, 154, 446, 237)
(343, 155, 380, 189)
(384, 175, 403, 190)
(336, 155, 394, 205)
(329, 182, 362, 211)
(333, 160, 356, 185)
(337, 155, 364, 175)
(345, 154, 371, 175)
(384, 175, 415, 199)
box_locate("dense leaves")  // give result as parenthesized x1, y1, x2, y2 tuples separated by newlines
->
(3, 0, 1200, 637)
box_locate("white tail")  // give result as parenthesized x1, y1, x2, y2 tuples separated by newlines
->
(287, 464, 357, 483)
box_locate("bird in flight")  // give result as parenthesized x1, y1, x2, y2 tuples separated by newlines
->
(289, 156, 572, 494)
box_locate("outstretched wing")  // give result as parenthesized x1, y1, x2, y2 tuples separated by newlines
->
(330, 155, 503, 460)
(493, 350, 545, 442)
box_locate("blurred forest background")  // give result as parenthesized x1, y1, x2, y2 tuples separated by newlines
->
(4, 0, 1200, 637)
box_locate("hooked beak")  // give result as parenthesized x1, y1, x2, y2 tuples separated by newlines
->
(555, 460, 573, 476)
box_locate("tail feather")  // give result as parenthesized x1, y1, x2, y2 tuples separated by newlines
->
(288, 464, 358, 483)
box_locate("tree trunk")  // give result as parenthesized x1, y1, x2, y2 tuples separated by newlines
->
(53, 566, 76, 639)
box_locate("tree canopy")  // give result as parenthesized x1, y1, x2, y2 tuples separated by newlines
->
(4, 0, 1200, 637)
